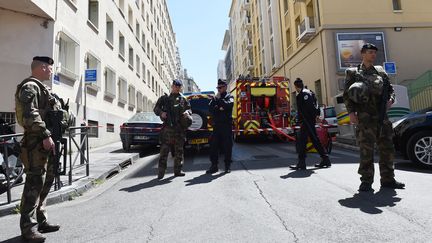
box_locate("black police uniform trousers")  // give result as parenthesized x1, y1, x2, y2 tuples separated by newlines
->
(210, 124, 233, 167)
(297, 118, 328, 161)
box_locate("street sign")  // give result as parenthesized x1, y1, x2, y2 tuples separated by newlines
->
(53, 74, 60, 85)
(384, 62, 397, 75)
(85, 69, 97, 83)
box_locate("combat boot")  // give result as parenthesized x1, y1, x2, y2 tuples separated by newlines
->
(157, 170, 165, 180)
(315, 156, 331, 168)
(381, 180, 405, 189)
(358, 182, 373, 192)
(38, 222, 60, 233)
(289, 161, 306, 170)
(174, 170, 186, 177)
(224, 163, 231, 173)
(206, 164, 218, 174)
(22, 229, 46, 243)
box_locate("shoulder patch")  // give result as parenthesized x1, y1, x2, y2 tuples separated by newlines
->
(304, 95, 309, 100)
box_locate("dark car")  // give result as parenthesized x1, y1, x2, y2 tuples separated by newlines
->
(120, 112, 163, 151)
(183, 91, 215, 150)
(393, 107, 432, 168)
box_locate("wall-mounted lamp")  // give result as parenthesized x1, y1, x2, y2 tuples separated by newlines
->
(394, 27, 402, 32)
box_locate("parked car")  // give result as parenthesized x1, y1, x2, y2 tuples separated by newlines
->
(393, 107, 432, 169)
(120, 112, 163, 151)
(183, 91, 215, 150)
(320, 106, 338, 135)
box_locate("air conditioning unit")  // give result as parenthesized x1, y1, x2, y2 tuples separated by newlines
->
(297, 16, 316, 43)
(244, 15, 252, 29)
(247, 60, 254, 70)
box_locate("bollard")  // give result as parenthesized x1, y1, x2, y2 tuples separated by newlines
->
(80, 122, 86, 165)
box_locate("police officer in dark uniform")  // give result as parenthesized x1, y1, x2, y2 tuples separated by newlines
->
(206, 79, 234, 174)
(290, 78, 331, 170)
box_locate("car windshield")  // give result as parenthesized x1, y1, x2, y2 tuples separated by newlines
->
(324, 107, 336, 118)
(128, 112, 162, 123)
(190, 98, 211, 111)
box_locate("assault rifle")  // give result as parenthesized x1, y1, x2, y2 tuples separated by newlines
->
(377, 76, 391, 137)
(161, 94, 175, 127)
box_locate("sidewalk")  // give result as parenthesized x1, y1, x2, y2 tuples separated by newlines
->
(0, 141, 141, 217)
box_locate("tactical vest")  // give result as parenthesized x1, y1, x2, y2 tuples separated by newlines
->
(15, 77, 51, 127)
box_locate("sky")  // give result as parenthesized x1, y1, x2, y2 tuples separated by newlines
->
(166, 0, 231, 92)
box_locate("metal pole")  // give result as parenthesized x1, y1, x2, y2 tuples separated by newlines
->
(86, 128, 89, 177)
(68, 130, 72, 185)
(80, 123, 86, 165)
(3, 137, 11, 203)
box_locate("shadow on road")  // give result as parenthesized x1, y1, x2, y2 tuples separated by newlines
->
(280, 169, 316, 179)
(119, 176, 175, 192)
(338, 188, 402, 214)
(184, 173, 226, 186)
(0, 235, 22, 243)
(395, 162, 432, 174)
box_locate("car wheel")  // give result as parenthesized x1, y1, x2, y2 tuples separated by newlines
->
(122, 142, 130, 152)
(407, 131, 432, 169)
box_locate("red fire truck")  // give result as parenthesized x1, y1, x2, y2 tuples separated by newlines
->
(229, 76, 295, 141)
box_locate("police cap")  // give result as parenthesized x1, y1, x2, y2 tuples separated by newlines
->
(33, 56, 54, 65)
(294, 78, 303, 86)
(361, 43, 378, 52)
(172, 79, 183, 86)
(217, 79, 227, 86)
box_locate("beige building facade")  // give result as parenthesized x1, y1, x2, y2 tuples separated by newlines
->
(226, 0, 432, 108)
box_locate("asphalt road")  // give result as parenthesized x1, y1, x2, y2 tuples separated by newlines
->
(1, 141, 431, 242)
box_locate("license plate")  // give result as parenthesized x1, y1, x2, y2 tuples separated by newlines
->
(134, 135, 150, 140)
(189, 138, 208, 144)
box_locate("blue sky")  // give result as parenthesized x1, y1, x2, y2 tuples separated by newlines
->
(166, 0, 231, 92)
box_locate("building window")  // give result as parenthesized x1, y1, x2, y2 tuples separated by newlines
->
(0, 112, 16, 133)
(85, 52, 101, 89)
(283, 0, 289, 14)
(151, 76, 155, 92)
(136, 55, 141, 75)
(88, 0, 99, 28)
(118, 78, 127, 104)
(119, 32, 125, 59)
(119, 0, 125, 14)
(128, 5, 133, 28)
(104, 67, 116, 98)
(106, 15, 114, 45)
(142, 63, 146, 83)
(128, 45, 134, 69)
(141, 33, 146, 51)
(106, 123, 114, 133)
(270, 37, 275, 67)
(136, 22, 140, 39)
(392, 0, 402, 10)
(137, 92, 143, 111)
(87, 120, 99, 138)
(58, 33, 79, 80)
(147, 70, 151, 87)
(128, 85, 136, 108)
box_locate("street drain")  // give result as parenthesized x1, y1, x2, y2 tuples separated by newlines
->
(253, 155, 279, 159)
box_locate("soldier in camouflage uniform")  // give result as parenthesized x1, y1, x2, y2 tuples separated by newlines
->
(154, 79, 191, 179)
(343, 43, 405, 192)
(15, 56, 61, 242)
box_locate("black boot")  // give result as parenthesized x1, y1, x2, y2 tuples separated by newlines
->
(174, 170, 186, 177)
(358, 181, 373, 192)
(206, 164, 218, 174)
(22, 228, 46, 243)
(381, 180, 405, 189)
(224, 162, 231, 173)
(315, 156, 331, 168)
(38, 222, 60, 233)
(289, 161, 306, 170)
(157, 170, 165, 180)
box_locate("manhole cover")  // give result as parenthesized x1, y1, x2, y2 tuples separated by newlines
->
(253, 155, 279, 159)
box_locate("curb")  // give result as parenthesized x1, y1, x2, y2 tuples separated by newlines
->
(0, 153, 141, 217)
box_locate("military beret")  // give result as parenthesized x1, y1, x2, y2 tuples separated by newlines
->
(33, 56, 54, 65)
(361, 43, 378, 52)
(172, 79, 183, 86)
(217, 79, 227, 86)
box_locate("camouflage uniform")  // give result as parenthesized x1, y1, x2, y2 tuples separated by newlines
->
(154, 93, 191, 175)
(16, 77, 61, 235)
(343, 64, 396, 184)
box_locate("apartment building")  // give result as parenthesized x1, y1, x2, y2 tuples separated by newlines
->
(0, 0, 180, 147)
(225, 0, 432, 108)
